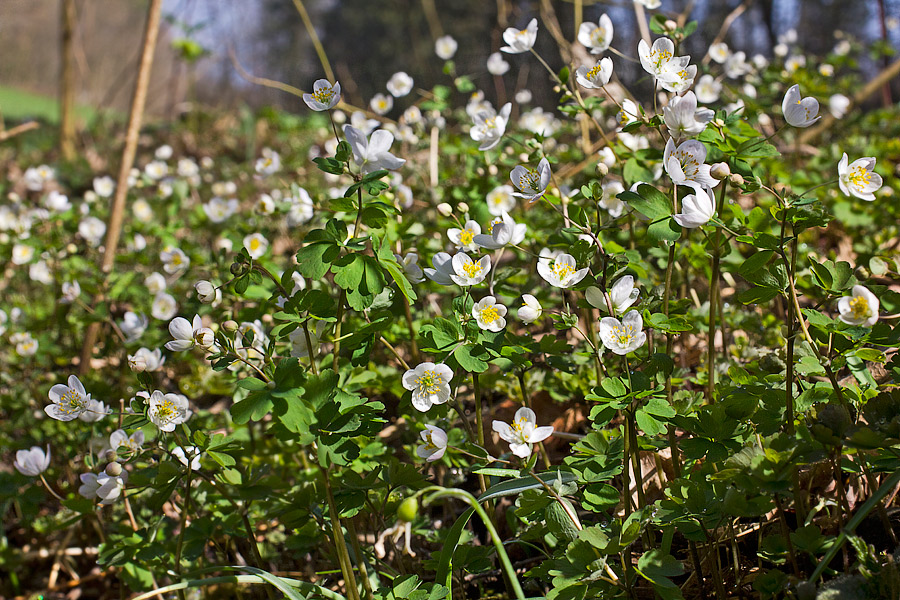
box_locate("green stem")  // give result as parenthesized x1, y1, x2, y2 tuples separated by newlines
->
(322, 466, 361, 600)
(473, 372, 488, 495)
(333, 290, 345, 373)
(421, 487, 527, 600)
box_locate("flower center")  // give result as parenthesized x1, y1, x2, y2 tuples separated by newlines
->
(459, 229, 475, 246)
(60, 389, 85, 414)
(551, 262, 575, 282)
(462, 261, 483, 278)
(610, 324, 634, 346)
(415, 371, 444, 395)
(849, 295, 869, 319)
(518, 169, 539, 192)
(155, 400, 176, 423)
(480, 306, 500, 324)
(848, 166, 872, 189)
(423, 431, 437, 451)
(650, 49, 673, 71)
(312, 87, 335, 103)
(591, 29, 606, 47)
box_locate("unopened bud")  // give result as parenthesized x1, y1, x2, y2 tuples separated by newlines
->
(714, 118, 726, 128)
(664, 20, 678, 32)
(230, 262, 243, 275)
(729, 174, 744, 186)
(105, 450, 118, 462)
(596, 163, 609, 177)
(195, 280, 217, 303)
(710, 163, 731, 180)
(105, 462, 123, 477)
(397, 497, 419, 523)
(436, 203, 453, 217)
(458, 202, 469, 214)
(222, 319, 239, 333)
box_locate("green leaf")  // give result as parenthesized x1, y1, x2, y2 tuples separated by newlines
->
(454, 344, 489, 373)
(231, 391, 273, 424)
(647, 217, 682, 244)
(628, 184, 672, 221)
(477, 471, 577, 503)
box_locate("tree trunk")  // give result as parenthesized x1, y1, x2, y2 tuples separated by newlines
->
(59, 0, 77, 161)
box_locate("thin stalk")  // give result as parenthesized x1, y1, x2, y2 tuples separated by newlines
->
(379, 336, 410, 371)
(333, 290, 345, 373)
(473, 373, 488, 495)
(706, 181, 728, 403)
(323, 467, 361, 600)
(421, 487, 526, 600)
(302, 321, 319, 376)
(345, 518, 374, 600)
(174, 469, 194, 600)
(774, 494, 802, 576)
(401, 295, 419, 363)
(291, 0, 334, 83)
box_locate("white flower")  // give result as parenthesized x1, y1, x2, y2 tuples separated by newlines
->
(474, 212, 526, 249)
(829, 93, 851, 118)
(16, 333, 38, 357)
(510, 158, 551, 202)
(120, 311, 148, 342)
(172, 446, 202, 471)
(46, 375, 92, 421)
(160, 246, 189, 274)
(838, 153, 882, 201)
(472, 296, 508, 332)
(195, 280, 217, 303)
(709, 42, 730, 64)
(694, 74, 722, 104)
(386, 72, 414, 98)
(145, 160, 168, 180)
(60, 280, 80, 304)
(599, 180, 626, 218)
(15, 446, 50, 476)
(147, 390, 190, 432)
(110, 429, 145, 455)
(177, 158, 199, 178)
(370, 93, 394, 115)
(79, 398, 111, 423)
(303, 79, 341, 111)
(486, 185, 516, 216)
(287, 190, 315, 227)
(24, 165, 54, 191)
(487, 52, 510, 75)
(289, 321, 325, 359)
(537, 252, 588, 288)
(151, 293, 178, 321)
(11, 243, 34, 265)
(166, 315, 215, 352)
(492, 407, 553, 458)
(424, 252, 456, 285)
(599, 309, 647, 355)
(617, 99, 642, 129)
(450, 253, 491, 286)
(520, 107, 560, 136)
(79, 471, 127, 504)
(79, 216, 107, 247)
(255, 148, 281, 174)
(611, 275, 641, 313)
(664, 91, 714, 139)
(578, 14, 613, 54)
(518, 294, 542, 323)
(343, 125, 405, 174)
(785, 54, 805, 73)
(673, 182, 715, 228)
(243, 233, 269, 259)
(402, 362, 453, 412)
(575, 57, 613, 89)
(128, 347, 165, 372)
(256, 193, 275, 215)
(155, 144, 173, 160)
(29, 260, 52, 285)
(470, 103, 512, 151)
(724, 51, 750, 78)
(781, 84, 820, 127)
(45, 190, 72, 212)
(501, 18, 538, 54)
(659, 64, 697, 93)
(417, 425, 448, 461)
(435, 35, 458, 60)
(838, 285, 879, 327)
(203, 197, 239, 223)
(395, 253, 425, 283)
(664, 138, 718, 188)
(448, 220, 482, 252)
(638, 37, 689, 82)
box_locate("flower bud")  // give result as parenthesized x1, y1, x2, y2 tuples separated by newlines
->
(664, 19, 677, 32)
(595, 163, 609, 177)
(714, 118, 726, 128)
(223, 319, 239, 333)
(729, 174, 744, 186)
(195, 329, 216, 349)
(436, 203, 452, 217)
(710, 162, 731, 180)
(105, 462, 123, 477)
(397, 497, 419, 523)
(195, 280, 216, 303)
(230, 262, 243, 275)
(105, 449, 118, 462)
(458, 202, 469, 214)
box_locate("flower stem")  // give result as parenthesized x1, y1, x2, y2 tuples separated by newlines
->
(473, 372, 488, 495)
